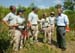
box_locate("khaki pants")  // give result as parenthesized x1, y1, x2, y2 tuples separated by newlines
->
(9, 29, 21, 51)
(30, 25, 38, 41)
(42, 27, 51, 43)
(50, 24, 55, 32)
(50, 24, 55, 40)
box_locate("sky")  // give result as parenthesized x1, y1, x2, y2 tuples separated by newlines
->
(0, 0, 64, 9)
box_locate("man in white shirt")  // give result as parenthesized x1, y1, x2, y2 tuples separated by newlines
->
(28, 7, 39, 43)
(40, 13, 51, 44)
(2, 6, 21, 51)
(48, 12, 56, 44)
(3, 6, 17, 27)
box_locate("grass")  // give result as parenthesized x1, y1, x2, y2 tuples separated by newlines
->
(0, 22, 75, 53)
(4, 31, 75, 53)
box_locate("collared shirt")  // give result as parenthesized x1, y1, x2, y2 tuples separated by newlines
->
(41, 18, 50, 28)
(56, 13, 69, 26)
(48, 16, 55, 25)
(3, 12, 17, 26)
(16, 16, 25, 25)
(28, 11, 39, 25)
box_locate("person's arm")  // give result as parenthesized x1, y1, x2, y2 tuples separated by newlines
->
(55, 17, 57, 27)
(3, 20, 19, 27)
(64, 15, 69, 28)
(27, 14, 32, 27)
(38, 19, 42, 29)
(3, 14, 18, 27)
(37, 15, 40, 23)
(2, 14, 10, 27)
(2, 20, 9, 26)
(47, 18, 50, 27)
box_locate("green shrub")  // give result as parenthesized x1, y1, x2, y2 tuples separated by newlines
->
(64, 10, 75, 29)
(0, 22, 11, 52)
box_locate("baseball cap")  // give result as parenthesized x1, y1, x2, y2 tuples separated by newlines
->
(17, 9, 25, 13)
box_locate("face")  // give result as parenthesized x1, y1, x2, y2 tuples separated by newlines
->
(57, 8, 62, 14)
(34, 9, 38, 13)
(43, 13, 47, 19)
(19, 12, 23, 16)
(12, 6, 16, 13)
(51, 14, 54, 17)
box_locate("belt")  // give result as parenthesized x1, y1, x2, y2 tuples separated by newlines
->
(9, 26, 17, 29)
(57, 26, 66, 27)
(42, 26, 49, 28)
(50, 24, 54, 25)
(32, 24, 37, 26)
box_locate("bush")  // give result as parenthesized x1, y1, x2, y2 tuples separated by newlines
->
(64, 10, 75, 30)
(0, 22, 11, 52)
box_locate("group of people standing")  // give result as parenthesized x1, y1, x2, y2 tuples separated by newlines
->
(2, 5, 69, 51)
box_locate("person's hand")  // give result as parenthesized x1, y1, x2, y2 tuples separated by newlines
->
(66, 25, 70, 32)
(8, 24, 19, 27)
(27, 23, 32, 27)
(13, 24, 19, 27)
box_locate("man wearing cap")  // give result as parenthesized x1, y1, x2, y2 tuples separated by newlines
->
(56, 7, 69, 50)
(48, 12, 56, 44)
(15, 9, 25, 50)
(28, 7, 39, 43)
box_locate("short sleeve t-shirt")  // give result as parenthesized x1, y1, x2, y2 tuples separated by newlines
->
(48, 16, 55, 25)
(28, 11, 39, 24)
(3, 12, 17, 26)
(16, 16, 25, 25)
(41, 18, 50, 27)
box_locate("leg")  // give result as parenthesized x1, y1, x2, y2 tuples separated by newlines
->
(43, 28, 47, 43)
(20, 35, 24, 49)
(60, 27, 66, 49)
(9, 29, 15, 46)
(34, 25, 38, 42)
(47, 27, 51, 44)
(29, 26, 35, 44)
(56, 27, 61, 48)
(13, 30, 21, 51)
(56, 27, 66, 49)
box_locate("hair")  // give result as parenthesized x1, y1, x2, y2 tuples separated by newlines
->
(32, 7, 38, 11)
(10, 5, 14, 10)
(43, 13, 47, 18)
(55, 4, 62, 9)
(17, 11, 19, 15)
(50, 12, 55, 15)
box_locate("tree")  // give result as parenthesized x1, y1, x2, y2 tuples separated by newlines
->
(29, 2, 36, 8)
(64, 0, 74, 10)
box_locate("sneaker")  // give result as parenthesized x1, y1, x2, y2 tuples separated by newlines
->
(30, 37, 34, 44)
(48, 41, 51, 45)
(34, 40, 38, 43)
(61, 47, 66, 51)
(20, 46, 23, 49)
(43, 39, 47, 43)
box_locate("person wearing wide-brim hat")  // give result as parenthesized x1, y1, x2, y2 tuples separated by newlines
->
(48, 11, 56, 44)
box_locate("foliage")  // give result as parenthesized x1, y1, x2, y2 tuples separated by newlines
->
(0, 5, 75, 53)
(64, 10, 75, 29)
(0, 6, 9, 20)
(0, 22, 11, 52)
(64, 0, 74, 10)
